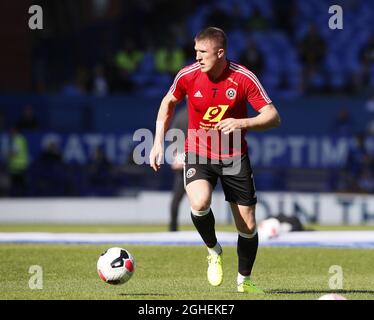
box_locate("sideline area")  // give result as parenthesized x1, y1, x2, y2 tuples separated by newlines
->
(0, 231, 374, 248)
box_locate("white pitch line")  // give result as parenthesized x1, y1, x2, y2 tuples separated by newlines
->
(0, 231, 374, 248)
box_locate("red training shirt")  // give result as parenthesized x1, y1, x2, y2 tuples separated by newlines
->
(168, 60, 272, 160)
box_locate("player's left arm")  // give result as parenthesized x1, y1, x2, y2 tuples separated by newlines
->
(215, 103, 281, 134)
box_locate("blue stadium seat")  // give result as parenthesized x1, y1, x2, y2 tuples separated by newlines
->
(370, 66, 374, 86)
(250, 0, 273, 18)
(138, 51, 155, 74)
(261, 72, 281, 89)
(325, 54, 341, 73)
(310, 72, 326, 90)
(226, 30, 247, 55)
(186, 5, 210, 38)
(346, 53, 360, 73)
(329, 72, 347, 90)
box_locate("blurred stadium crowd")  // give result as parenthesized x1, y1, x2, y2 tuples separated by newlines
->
(0, 0, 374, 197)
(28, 0, 374, 98)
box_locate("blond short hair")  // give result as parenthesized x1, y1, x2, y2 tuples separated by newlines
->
(194, 27, 227, 50)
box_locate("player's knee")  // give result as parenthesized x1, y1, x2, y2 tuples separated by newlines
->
(190, 201, 211, 212)
(237, 222, 257, 236)
(190, 195, 211, 212)
(247, 223, 257, 235)
(188, 193, 211, 212)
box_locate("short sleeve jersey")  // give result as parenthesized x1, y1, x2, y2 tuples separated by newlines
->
(168, 61, 272, 160)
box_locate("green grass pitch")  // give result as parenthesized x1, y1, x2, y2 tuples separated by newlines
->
(0, 224, 373, 300)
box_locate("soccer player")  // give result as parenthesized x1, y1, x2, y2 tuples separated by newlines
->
(149, 27, 280, 293)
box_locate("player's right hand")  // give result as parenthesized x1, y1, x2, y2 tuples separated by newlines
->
(171, 152, 184, 170)
(149, 144, 163, 171)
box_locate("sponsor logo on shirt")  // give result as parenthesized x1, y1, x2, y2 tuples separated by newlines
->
(202, 105, 229, 123)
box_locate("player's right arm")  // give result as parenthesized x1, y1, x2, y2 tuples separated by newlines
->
(149, 92, 179, 171)
(150, 63, 195, 170)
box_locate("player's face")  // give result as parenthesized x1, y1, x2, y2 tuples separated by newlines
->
(194, 40, 224, 74)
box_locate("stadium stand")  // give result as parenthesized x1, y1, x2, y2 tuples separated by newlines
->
(0, 0, 373, 197)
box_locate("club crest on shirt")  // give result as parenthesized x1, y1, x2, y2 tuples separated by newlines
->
(186, 168, 196, 179)
(226, 88, 236, 100)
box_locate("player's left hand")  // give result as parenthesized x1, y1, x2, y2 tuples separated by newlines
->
(214, 118, 244, 135)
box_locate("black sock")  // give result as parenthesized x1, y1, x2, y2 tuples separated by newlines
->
(191, 209, 217, 248)
(237, 233, 258, 276)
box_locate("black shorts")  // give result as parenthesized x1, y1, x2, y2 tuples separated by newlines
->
(184, 152, 257, 206)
